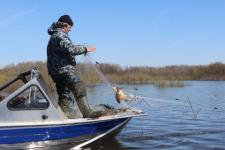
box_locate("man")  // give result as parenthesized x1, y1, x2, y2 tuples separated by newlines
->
(47, 15, 101, 118)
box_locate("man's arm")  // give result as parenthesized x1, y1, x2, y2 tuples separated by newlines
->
(59, 37, 87, 55)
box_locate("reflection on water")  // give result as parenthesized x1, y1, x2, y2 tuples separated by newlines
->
(81, 81, 225, 150)
(85, 137, 126, 150)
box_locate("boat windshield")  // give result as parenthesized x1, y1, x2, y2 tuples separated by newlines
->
(36, 74, 58, 108)
(0, 70, 31, 102)
(0, 69, 58, 107)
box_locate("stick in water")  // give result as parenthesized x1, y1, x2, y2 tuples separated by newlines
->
(187, 96, 201, 121)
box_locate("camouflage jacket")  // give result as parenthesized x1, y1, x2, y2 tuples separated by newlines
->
(47, 22, 87, 76)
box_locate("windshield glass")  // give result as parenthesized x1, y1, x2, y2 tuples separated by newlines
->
(37, 73, 58, 108)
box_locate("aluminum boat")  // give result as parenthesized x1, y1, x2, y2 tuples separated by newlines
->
(0, 69, 144, 149)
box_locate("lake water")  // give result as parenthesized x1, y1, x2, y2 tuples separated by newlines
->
(81, 81, 225, 150)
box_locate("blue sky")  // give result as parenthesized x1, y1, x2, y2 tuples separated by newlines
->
(0, 0, 225, 67)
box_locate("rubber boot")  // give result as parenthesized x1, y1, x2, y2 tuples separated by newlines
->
(77, 96, 104, 118)
(58, 98, 69, 113)
(70, 81, 103, 118)
(76, 96, 91, 118)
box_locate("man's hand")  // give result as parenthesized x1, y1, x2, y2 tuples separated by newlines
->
(86, 46, 96, 52)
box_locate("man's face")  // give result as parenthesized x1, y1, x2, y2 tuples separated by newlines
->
(63, 24, 72, 33)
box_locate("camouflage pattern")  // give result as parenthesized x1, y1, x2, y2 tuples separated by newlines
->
(47, 22, 87, 99)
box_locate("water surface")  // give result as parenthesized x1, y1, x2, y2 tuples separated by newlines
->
(84, 81, 225, 149)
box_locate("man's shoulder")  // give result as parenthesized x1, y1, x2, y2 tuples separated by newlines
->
(53, 31, 69, 40)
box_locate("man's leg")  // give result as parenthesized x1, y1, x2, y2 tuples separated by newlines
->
(63, 69, 102, 118)
(55, 81, 70, 112)
(69, 81, 92, 118)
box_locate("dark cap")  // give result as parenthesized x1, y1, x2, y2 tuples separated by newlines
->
(58, 15, 73, 26)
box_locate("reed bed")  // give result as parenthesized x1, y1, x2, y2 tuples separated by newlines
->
(0, 62, 224, 93)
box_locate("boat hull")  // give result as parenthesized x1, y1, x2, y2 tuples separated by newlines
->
(0, 117, 130, 149)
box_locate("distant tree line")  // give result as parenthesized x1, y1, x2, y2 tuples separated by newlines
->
(0, 61, 224, 92)
(95, 62, 225, 82)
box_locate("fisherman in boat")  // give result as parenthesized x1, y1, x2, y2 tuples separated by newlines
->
(47, 15, 102, 118)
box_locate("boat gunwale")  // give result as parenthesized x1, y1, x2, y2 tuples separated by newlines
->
(0, 113, 146, 128)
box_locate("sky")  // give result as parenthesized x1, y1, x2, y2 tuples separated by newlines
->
(0, 0, 225, 67)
